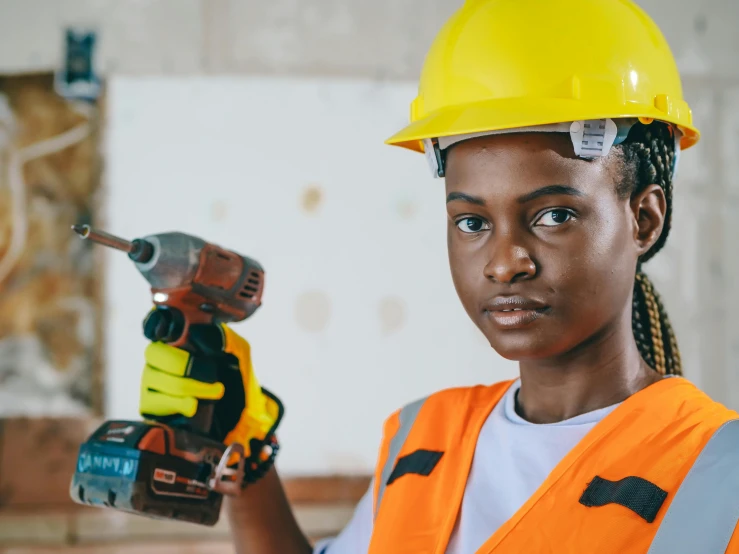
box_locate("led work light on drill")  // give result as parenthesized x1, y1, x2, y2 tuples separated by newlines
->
(69, 224, 281, 526)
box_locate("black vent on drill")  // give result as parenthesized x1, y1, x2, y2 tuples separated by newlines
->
(239, 271, 261, 299)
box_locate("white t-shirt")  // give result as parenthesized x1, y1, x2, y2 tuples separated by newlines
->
(314, 379, 622, 554)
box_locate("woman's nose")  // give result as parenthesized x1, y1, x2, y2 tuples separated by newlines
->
(483, 234, 537, 284)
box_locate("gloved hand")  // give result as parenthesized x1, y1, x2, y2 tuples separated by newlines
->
(139, 307, 284, 483)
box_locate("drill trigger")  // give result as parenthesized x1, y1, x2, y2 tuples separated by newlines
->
(208, 442, 246, 496)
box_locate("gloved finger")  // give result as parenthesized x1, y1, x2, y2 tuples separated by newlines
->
(143, 364, 225, 400)
(140, 388, 198, 418)
(145, 340, 228, 385)
(143, 308, 167, 342)
(144, 342, 191, 377)
(143, 307, 186, 343)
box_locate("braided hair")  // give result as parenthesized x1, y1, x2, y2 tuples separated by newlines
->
(615, 121, 681, 376)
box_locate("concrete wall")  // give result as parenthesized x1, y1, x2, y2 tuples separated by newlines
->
(1, 0, 738, 454)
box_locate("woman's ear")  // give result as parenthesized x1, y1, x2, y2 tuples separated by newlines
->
(630, 184, 667, 256)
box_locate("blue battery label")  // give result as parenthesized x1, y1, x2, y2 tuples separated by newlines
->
(77, 451, 139, 479)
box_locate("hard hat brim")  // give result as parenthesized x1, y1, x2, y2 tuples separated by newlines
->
(385, 97, 699, 154)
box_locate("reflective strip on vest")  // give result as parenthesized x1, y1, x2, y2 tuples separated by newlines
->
(374, 396, 427, 519)
(647, 418, 739, 554)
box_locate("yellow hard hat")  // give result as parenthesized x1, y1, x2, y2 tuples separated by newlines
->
(386, 0, 698, 172)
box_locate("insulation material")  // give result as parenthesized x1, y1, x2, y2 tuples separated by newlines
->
(0, 74, 102, 416)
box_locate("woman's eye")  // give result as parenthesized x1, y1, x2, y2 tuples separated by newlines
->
(456, 217, 490, 234)
(536, 209, 573, 227)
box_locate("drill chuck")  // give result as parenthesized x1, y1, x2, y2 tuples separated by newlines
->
(129, 238, 154, 263)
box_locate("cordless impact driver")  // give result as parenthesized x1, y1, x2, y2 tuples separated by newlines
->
(69, 225, 266, 526)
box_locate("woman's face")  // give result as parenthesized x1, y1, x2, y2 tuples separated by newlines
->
(445, 133, 663, 361)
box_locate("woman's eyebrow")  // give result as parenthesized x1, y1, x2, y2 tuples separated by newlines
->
(517, 185, 585, 203)
(446, 192, 486, 205)
(446, 185, 584, 206)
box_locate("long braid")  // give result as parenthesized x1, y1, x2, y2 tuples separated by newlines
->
(618, 121, 682, 375)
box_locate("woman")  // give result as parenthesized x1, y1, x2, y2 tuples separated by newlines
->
(138, 0, 739, 552)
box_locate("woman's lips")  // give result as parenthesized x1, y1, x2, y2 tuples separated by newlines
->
(482, 296, 550, 329)
(485, 307, 548, 328)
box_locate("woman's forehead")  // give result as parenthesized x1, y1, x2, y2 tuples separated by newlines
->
(444, 133, 618, 198)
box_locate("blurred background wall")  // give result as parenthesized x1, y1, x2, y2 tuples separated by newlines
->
(0, 0, 737, 552)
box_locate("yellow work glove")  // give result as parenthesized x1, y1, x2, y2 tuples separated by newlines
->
(139, 308, 283, 481)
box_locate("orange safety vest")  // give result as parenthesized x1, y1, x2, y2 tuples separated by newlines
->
(368, 377, 739, 554)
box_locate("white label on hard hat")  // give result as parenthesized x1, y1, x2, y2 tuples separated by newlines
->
(570, 119, 618, 158)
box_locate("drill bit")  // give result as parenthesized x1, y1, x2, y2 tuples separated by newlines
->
(72, 224, 134, 254)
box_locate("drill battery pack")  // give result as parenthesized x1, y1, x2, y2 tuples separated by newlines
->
(70, 420, 245, 526)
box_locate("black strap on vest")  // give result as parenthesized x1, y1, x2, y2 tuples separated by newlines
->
(579, 475, 668, 523)
(387, 449, 444, 485)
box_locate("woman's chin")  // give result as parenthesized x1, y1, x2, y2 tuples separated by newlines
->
(485, 333, 568, 362)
